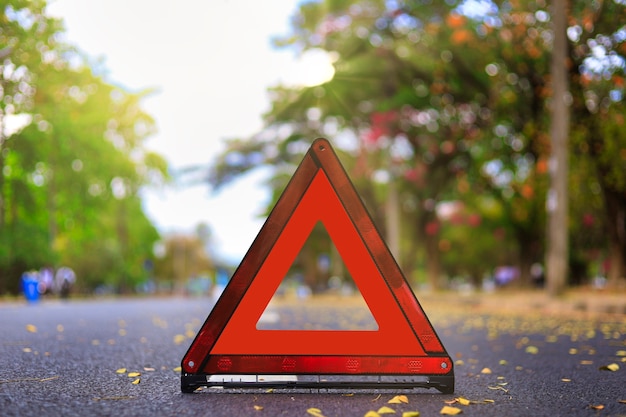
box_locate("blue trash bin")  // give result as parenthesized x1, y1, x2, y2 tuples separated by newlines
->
(22, 274, 40, 303)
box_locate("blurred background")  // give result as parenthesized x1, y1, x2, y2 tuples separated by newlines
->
(1, 0, 624, 300)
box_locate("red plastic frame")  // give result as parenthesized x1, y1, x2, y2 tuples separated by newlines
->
(181, 138, 453, 391)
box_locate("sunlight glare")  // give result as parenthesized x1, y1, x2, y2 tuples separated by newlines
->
(284, 48, 336, 87)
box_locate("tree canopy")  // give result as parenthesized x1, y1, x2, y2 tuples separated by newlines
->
(207, 0, 626, 291)
(0, 0, 170, 294)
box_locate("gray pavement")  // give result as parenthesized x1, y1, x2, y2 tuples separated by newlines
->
(1, 294, 625, 416)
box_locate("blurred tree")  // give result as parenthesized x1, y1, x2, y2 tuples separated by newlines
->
(456, 1, 554, 287)
(566, 0, 626, 288)
(153, 234, 214, 293)
(0, 0, 62, 293)
(439, 199, 514, 288)
(546, 0, 570, 296)
(207, 1, 493, 290)
(201, 0, 625, 292)
(0, 0, 169, 294)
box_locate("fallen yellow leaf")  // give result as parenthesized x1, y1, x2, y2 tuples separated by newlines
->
(307, 407, 326, 417)
(456, 397, 471, 406)
(499, 360, 507, 365)
(590, 404, 604, 410)
(115, 368, 127, 374)
(173, 334, 186, 345)
(480, 368, 492, 374)
(22, 347, 32, 353)
(402, 412, 420, 417)
(483, 399, 495, 403)
(525, 346, 539, 354)
(388, 395, 409, 404)
(377, 406, 396, 414)
(561, 378, 571, 382)
(253, 405, 263, 411)
(618, 400, 626, 404)
(440, 406, 462, 415)
(580, 360, 594, 365)
(131, 378, 140, 385)
(127, 372, 141, 378)
(173, 366, 182, 372)
(599, 363, 620, 372)
(26, 324, 37, 333)
(616, 350, 626, 357)
(568, 348, 578, 354)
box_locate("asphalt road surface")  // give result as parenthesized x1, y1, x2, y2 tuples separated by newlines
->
(1, 295, 625, 417)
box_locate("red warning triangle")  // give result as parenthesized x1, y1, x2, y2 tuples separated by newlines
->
(181, 138, 454, 393)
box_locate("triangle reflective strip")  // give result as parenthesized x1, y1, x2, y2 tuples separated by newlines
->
(182, 138, 450, 376)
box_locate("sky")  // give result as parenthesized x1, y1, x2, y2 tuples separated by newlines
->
(46, 0, 333, 264)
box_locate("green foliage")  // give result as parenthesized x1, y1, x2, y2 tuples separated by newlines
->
(203, 0, 626, 289)
(0, 0, 168, 294)
(153, 234, 214, 291)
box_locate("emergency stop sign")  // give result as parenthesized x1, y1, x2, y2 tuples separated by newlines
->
(181, 138, 454, 394)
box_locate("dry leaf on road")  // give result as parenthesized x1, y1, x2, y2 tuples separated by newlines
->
(388, 395, 409, 404)
(307, 407, 326, 417)
(525, 346, 539, 354)
(440, 405, 463, 415)
(599, 363, 619, 372)
(387, 395, 409, 404)
(456, 397, 471, 406)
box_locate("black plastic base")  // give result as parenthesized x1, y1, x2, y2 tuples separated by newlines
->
(181, 374, 454, 394)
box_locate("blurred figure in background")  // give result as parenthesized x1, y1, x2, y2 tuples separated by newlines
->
(39, 266, 55, 295)
(55, 267, 76, 299)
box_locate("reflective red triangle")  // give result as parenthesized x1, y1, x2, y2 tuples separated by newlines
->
(182, 138, 452, 377)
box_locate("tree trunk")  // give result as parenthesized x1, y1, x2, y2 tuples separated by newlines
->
(515, 227, 543, 287)
(424, 229, 442, 291)
(415, 207, 442, 291)
(385, 178, 400, 265)
(545, 0, 570, 297)
(602, 187, 626, 288)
